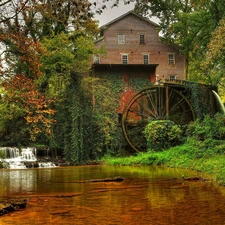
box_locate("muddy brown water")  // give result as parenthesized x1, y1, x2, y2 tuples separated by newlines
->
(1, 165, 225, 225)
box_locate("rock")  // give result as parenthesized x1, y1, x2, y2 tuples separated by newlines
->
(10, 199, 27, 209)
(0, 199, 27, 216)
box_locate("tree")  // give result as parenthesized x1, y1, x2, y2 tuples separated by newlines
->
(0, 0, 29, 23)
(40, 32, 107, 164)
(203, 17, 225, 83)
(0, 0, 100, 148)
(3, 74, 55, 140)
(201, 16, 225, 101)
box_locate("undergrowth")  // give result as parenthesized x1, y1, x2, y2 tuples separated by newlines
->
(102, 113, 225, 186)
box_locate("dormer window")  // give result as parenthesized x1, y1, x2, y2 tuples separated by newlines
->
(140, 34, 146, 44)
(118, 34, 125, 44)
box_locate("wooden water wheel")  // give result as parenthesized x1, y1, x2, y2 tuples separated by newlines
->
(121, 84, 195, 152)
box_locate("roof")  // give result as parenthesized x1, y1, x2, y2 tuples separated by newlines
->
(100, 10, 159, 29)
(94, 36, 104, 44)
(91, 64, 158, 72)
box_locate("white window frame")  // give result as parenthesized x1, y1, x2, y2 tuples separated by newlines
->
(143, 54, 149, 64)
(118, 34, 125, 44)
(140, 34, 146, 44)
(121, 54, 128, 64)
(93, 54, 100, 64)
(169, 75, 176, 81)
(168, 54, 175, 64)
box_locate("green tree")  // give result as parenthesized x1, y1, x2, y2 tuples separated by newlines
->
(0, 0, 100, 150)
(202, 17, 225, 84)
(40, 30, 110, 163)
(201, 16, 225, 101)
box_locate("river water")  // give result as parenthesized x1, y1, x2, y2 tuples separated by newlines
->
(1, 165, 225, 225)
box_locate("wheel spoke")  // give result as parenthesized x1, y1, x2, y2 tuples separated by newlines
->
(169, 96, 186, 112)
(158, 88, 167, 119)
(145, 91, 158, 118)
(127, 107, 150, 118)
(122, 86, 195, 152)
(136, 98, 158, 119)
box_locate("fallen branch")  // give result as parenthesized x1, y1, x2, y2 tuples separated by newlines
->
(85, 176, 124, 183)
(182, 175, 208, 181)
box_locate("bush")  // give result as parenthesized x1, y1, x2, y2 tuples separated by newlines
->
(186, 113, 225, 141)
(143, 120, 183, 151)
(186, 113, 225, 156)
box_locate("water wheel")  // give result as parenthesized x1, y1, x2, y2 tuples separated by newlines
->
(121, 85, 195, 152)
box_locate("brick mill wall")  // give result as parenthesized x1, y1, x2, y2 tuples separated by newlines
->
(94, 13, 186, 81)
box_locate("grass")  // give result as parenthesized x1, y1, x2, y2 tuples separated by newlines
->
(102, 140, 225, 186)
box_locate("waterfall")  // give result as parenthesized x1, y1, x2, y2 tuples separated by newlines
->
(0, 147, 56, 169)
(21, 147, 37, 161)
(0, 147, 37, 169)
(212, 90, 225, 114)
(2, 147, 20, 159)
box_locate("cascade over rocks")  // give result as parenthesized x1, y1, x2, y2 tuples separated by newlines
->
(0, 147, 57, 169)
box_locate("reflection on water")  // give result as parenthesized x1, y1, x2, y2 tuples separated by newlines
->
(1, 165, 225, 225)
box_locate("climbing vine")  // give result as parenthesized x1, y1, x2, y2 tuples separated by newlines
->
(83, 75, 123, 158)
(184, 81, 218, 119)
(91, 71, 153, 154)
(62, 73, 85, 164)
(129, 75, 152, 91)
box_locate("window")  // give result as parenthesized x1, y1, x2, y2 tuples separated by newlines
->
(143, 54, 149, 64)
(168, 54, 175, 64)
(93, 55, 100, 64)
(118, 34, 125, 44)
(170, 75, 176, 81)
(140, 34, 146, 44)
(122, 54, 128, 64)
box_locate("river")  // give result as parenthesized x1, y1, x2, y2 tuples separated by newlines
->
(1, 165, 225, 225)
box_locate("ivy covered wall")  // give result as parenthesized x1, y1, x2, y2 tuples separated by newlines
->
(59, 68, 221, 162)
(55, 68, 155, 164)
(89, 65, 156, 155)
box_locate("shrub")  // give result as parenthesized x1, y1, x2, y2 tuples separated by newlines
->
(143, 120, 183, 151)
(186, 113, 225, 156)
(186, 113, 225, 141)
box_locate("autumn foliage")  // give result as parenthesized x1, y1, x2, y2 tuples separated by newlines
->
(0, 31, 45, 79)
(3, 74, 55, 140)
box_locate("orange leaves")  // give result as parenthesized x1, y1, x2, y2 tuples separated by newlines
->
(0, 31, 45, 78)
(4, 74, 56, 140)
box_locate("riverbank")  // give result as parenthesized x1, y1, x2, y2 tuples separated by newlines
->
(103, 114, 225, 186)
(102, 141, 225, 186)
